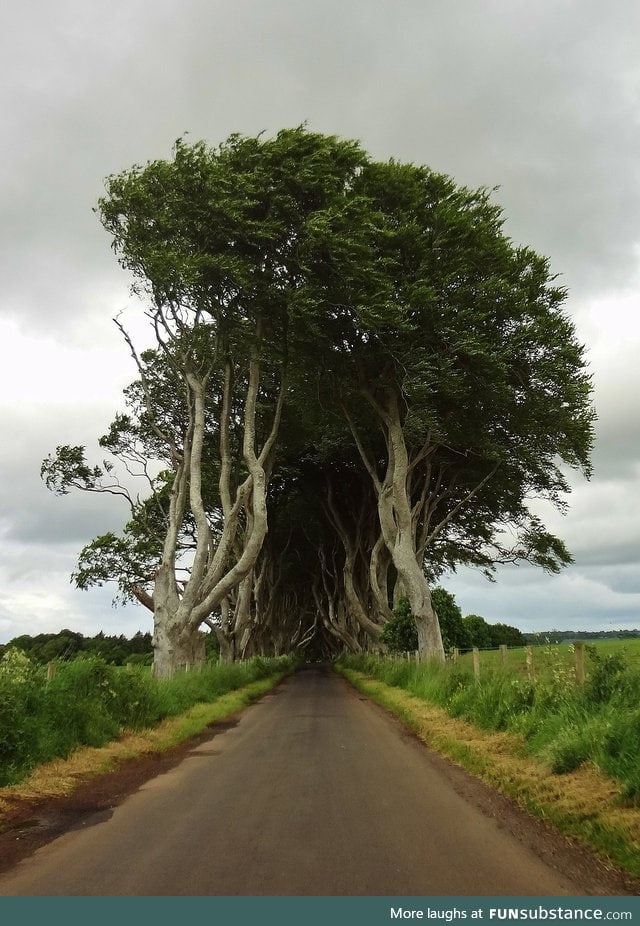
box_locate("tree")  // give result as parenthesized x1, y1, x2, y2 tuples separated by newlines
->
(488, 623, 526, 647)
(430, 588, 470, 652)
(380, 598, 418, 654)
(44, 128, 379, 675)
(327, 157, 594, 660)
(43, 127, 594, 668)
(463, 614, 493, 649)
(6, 630, 154, 665)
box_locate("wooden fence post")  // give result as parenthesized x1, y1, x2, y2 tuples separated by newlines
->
(499, 645, 508, 665)
(452, 647, 459, 663)
(574, 642, 585, 686)
(526, 645, 534, 679)
(472, 647, 480, 682)
(46, 661, 57, 683)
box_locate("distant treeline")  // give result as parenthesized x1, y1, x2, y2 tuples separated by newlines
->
(4, 625, 638, 666)
(524, 629, 640, 644)
(0, 628, 223, 665)
(0, 629, 155, 665)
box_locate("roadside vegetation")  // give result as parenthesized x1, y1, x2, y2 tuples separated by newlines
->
(338, 644, 640, 876)
(339, 645, 640, 801)
(0, 647, 293, 787)
(0, 629, 155, 666)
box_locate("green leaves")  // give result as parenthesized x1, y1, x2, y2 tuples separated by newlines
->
(41, 445, 106, 495)
(44, 128, 596, 659)
(72, 521, 161, 607)
(380, 598, 418, 653)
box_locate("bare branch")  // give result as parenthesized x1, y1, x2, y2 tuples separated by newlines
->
(113, 314, 182, 467)
(424, 463, 500, 548)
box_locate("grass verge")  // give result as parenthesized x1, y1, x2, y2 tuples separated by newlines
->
(0, 672, 285, 817)
(339, 666, 640, 878)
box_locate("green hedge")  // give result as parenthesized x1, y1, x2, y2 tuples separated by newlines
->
(0, 650, 293, 787)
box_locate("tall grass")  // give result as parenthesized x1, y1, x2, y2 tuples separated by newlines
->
(338, 646, 640, 803)
(0, 650, 293, 787)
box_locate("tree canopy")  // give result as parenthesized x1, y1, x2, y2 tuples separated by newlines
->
(42, 127, 595, 674)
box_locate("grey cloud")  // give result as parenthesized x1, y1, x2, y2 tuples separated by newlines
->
(0, 578, 151, 644)
(0, 406, 136, 547)
(590, 389, 640, 479)
(446, 563, 640, 631)
(572, 542, 640, 569)
(524, 471, 640, 574)
(3, 0, 640, 336)
(583, 565, 640, 596)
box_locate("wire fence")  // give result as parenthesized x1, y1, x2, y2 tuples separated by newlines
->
(394, 639, 640, 684)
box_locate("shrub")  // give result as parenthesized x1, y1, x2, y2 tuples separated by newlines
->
(0, 654, 293, 787)
(41, 657, 122, 757)
(583, 647, 628, 705)
(381, 598, 418, 653)
(0, 672, 44, 785)
(546, 726, 592, 774)
(430, 588, 470, 651)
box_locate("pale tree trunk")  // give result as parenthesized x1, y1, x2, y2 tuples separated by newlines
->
(325, 485, 384, 645)
(152, 602, 208, 676)
(389, 542, 445, 658)
(380, 412, 446, 661)
(150, 389, 203, 676)
(215, 628, 234, 663)
(344, 558, 383, 642)
(152, 565, 207, 676)
(182, 351, 285, 634)
(153, 621, 206, 677)
(116, 321, 205, 678)
(235, 571, 254, 657)
(369, 533, 394, 625)
(212, 597, 235, 662)
(292, 608, 318, 654)
(350, 385, 497, 660)
(149, 334, 285, 676)
(346, 390, 446, 662)
(314, 556, 363, 653)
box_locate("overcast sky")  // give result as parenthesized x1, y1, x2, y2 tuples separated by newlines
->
(1, 0, 639, 642)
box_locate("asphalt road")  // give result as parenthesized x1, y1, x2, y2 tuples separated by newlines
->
(0, 665, 588, 896)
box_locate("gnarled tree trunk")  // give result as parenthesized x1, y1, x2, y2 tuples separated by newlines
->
(347, 389, 446, 661)
(150, 336, 285, 676)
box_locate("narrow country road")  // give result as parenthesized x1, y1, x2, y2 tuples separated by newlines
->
(0, 666, 602, 895)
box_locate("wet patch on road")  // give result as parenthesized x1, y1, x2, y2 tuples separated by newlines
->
(0, 718, 240, 876)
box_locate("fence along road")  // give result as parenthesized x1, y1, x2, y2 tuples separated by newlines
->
(0, 664, 601, 896)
